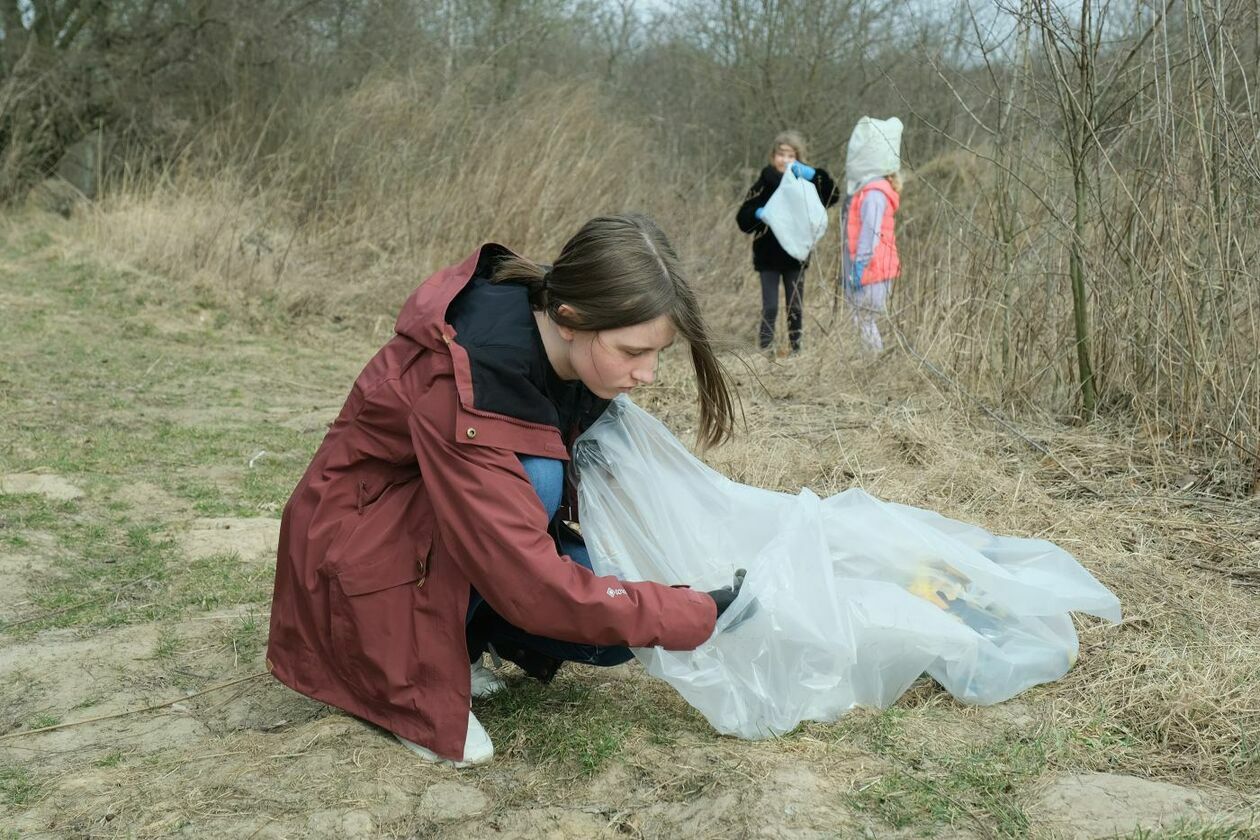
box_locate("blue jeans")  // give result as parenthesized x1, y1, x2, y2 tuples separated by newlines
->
(464, 455, 633, 668)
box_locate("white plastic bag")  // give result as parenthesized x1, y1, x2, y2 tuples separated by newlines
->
(572, 398, 1121, 740)
(845, 116, 903, 194)
(760, 162, 828, 261)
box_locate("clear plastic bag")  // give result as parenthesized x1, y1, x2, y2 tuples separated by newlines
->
(572, 398, 1121, 740)
(760, 162, 829, 261)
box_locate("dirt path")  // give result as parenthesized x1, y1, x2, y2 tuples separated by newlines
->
(1, 220, 1256, 838)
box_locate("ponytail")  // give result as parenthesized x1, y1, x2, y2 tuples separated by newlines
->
(493, 255, 552, 312)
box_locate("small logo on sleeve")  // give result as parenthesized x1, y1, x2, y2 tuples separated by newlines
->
(606, 586, 627, 598)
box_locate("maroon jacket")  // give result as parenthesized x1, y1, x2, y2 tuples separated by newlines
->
(266, 244, 717, 761)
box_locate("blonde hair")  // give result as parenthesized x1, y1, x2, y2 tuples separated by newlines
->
(887, 172, 903, 193)
(769, 131, 808, 163)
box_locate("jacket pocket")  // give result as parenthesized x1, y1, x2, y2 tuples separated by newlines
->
(328, 535, 432, 700)
(336, 538, 430, 594)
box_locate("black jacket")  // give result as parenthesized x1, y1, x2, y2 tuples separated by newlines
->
(736, 165, 840, 272)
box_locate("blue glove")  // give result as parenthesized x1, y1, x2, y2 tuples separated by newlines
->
(790, 161, 816, 180)
(754, 206, 766, 221)
(851, 260, 867, 290)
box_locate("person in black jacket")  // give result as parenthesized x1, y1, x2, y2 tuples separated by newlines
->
(736, 131, 840, 354)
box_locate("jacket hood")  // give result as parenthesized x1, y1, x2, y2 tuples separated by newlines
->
(391, 243, 608, 436)
(394, 243, 514, 349)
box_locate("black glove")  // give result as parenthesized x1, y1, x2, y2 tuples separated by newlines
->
(706, 568, 748, 620)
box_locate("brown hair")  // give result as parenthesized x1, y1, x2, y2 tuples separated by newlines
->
(493, 214, 736, 448)
(769, 130, 808, 163)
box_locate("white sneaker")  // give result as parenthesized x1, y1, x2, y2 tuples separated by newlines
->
(470, 658, 506, 698)
(395, 710, 494, 768)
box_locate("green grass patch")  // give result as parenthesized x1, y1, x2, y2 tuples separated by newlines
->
(1046, 702, 1168, 782)
(849, 737, 1045, 836)
(480, 669, 707, 775)
(2, 512, 175, 635)
(0, 494, 72, 548)
(222, 611, 266, 664)
(837, 707, 1048, 838)
(1113, 821, 1260, 839)
(481, 676, 633, 774)
(1, 499, 270, 635)
(152, 627, 185, 661)
(8, 549, 273, 636)
(0, 248, 325, 635)
(0, 764, 41, 806)
(171, 554, 273, 613)
(93, 751, 126, 769)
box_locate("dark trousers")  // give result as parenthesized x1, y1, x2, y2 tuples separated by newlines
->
(758, 268, 804, 350)
(465, 521, 634, 670)
(465, 456, 634, 677)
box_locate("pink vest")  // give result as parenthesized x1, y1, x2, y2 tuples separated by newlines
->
(846, 178, 901, 285)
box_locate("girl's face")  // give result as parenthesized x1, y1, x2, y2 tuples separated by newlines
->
(771, 144, 798, 173)
(560, 315, 676, 399)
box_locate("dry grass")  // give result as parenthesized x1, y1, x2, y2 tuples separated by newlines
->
(6, 56, 1256, 833)
(626, 304, 1260, 795)
(722, 349, 1260, 794)
(2, 207, 1258, 837)
(73, 61, 1260, 475)
(81, 76, 746, 330)
(57, 145, 1260, 792)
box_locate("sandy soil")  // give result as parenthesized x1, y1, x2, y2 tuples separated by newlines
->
(0, 468, 1247, 839)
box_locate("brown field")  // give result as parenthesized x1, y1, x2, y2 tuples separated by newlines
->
(1, 183, 1257, 837)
